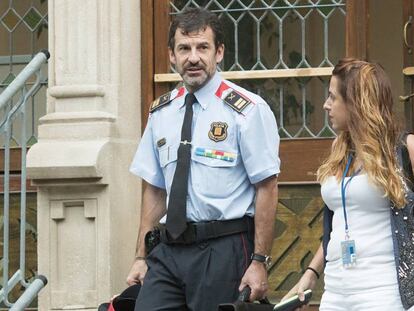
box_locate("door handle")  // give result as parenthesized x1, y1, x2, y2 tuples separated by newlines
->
(404, 16, 413, 54)
(399, 93, 414, 102)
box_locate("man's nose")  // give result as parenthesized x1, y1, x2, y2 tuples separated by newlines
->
(188, 49, 200, 63)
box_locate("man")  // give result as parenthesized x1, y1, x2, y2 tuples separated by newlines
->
(127, 7, 280, 311)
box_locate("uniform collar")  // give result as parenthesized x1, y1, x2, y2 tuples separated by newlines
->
(179, 71, 222, 110)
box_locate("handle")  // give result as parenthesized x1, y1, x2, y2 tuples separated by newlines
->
(399, 93, 414, 102)
(237, 286, 251, 302)
(237, 286, 271, 304)
(404, 16, 413, 54)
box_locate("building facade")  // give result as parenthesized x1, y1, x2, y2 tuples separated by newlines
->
(0, 0, 413, 310)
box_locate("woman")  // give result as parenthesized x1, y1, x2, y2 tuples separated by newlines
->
(284, 58, 414, 310)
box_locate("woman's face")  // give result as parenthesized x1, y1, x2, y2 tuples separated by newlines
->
(324, 76, 349, 131)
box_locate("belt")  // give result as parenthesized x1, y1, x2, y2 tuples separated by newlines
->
(159, 216, 254, 244)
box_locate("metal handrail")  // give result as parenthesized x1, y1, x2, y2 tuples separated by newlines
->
(0, 50, 50, 308)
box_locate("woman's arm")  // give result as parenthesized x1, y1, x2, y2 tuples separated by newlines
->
(281, 243, 324, 309)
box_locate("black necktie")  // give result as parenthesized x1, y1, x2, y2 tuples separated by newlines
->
(166, 93, 196, 239)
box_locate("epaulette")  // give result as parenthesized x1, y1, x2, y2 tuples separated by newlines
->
(149, 87, 185, 113)
(215, 82, 253, 113)
(149, 92, 173, 113)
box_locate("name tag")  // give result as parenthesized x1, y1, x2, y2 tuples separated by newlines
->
(341, 239, 357, 267)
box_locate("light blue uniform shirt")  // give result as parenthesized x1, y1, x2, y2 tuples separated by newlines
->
(130, 72, 280, 223)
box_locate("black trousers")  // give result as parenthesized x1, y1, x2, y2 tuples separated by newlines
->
(134, 232, 254, 311)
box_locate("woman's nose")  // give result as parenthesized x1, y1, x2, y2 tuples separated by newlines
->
(323, 100, 330, 111)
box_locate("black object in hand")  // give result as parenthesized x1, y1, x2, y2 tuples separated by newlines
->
(238, 286, 252, 302)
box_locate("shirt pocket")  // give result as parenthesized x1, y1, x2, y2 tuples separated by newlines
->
(191, 147, 239, 198)
(158, 144, 178, 191)
(159, 144, 178, 167)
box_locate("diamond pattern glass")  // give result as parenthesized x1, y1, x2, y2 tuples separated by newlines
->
(1, 8, 21, 32)
(23, 8, 43, 31)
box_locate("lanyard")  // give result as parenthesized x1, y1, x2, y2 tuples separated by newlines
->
(341, 155, 361, 239)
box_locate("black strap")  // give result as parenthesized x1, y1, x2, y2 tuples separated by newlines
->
(160, 217, 253, 244)
(166, 93, 196, 239)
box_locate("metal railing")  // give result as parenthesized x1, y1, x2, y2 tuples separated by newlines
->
(0, 50, 49, 309)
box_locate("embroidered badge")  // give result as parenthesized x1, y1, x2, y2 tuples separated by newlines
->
(150, 92, 172, 112)
(208, 122, 228, 142)
(223, 90, 252, 113)
(157, 138, 166, 148)
(195, 147, 236, 162)
(149, 87, 185, 113)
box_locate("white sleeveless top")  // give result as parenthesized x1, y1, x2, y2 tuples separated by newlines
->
(321, 174, 399, 294)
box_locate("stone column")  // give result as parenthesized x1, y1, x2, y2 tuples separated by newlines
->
(26, 1, 142, 310)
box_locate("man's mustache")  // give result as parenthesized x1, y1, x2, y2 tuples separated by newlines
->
(184, 65, 204, 71)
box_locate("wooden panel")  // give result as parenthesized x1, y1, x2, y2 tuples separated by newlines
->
(155, 67, 334, 83)
(141, 0, 171, 129)
(0, 148, 27, 173)
(268, 185, 324, 303)
(278, 139, 333, 184)
(153, 0, 171, 99)
(141, 0, 155, 130)
(346, 0, 369, 59)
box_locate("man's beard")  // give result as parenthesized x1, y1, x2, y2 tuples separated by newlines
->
(182, 67, 208, 89)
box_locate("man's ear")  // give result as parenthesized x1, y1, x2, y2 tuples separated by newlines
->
(169, 47, 176, 65)
(215, 44, 224, 64)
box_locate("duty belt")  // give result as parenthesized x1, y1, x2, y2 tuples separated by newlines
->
(159, 216, 254, 244)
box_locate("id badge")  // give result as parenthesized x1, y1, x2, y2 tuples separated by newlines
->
(341, 239, 357, 267)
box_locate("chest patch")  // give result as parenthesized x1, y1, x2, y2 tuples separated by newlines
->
(208, 122, 228, 142)
(157, 137, 166, 148)
(223, 90, 252, 113)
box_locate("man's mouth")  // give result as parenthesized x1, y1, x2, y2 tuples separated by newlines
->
(186, 67, 204, 74)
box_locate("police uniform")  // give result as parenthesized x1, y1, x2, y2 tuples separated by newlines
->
(130, 72, 280, 311)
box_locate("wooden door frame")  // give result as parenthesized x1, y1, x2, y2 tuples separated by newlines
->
(140, 0, 170, 131)
(346, 0, 369, 59)
(403, 0, 414, 132)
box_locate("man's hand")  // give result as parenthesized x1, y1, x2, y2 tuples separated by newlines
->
(238, 261, 268, 301)
(126, 259, 148, 286)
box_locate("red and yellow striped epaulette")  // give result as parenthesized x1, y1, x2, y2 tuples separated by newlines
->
(215, 82, 254, 113)
(149, 87, 185, 113)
